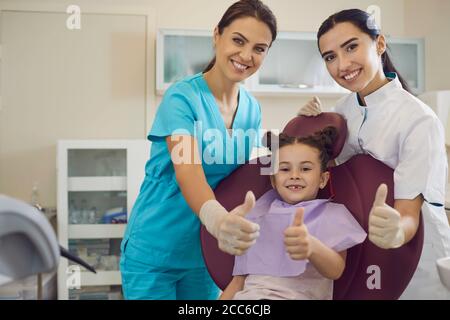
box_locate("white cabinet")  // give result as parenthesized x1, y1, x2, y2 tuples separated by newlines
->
(156, 29, 425, 97)
(156, 29, 346, 97)
(56, 140, 149, 300)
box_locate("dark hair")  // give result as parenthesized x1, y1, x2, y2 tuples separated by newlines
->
(264, 126, 338, 172)
(203, 0, 277, 73)
(317, 9, 411, 93)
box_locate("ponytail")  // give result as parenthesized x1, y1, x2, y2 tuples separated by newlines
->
(203, 57, 216, 73)
(382, 50, 412, 93)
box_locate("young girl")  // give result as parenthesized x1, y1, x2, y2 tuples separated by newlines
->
(220, 127, 367, 300)
(298, 9, 450, 299)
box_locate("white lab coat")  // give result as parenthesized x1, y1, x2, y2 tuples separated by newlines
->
(333, 75, 450, 299)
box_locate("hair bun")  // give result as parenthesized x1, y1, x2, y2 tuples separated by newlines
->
(315, 126, 338, 158)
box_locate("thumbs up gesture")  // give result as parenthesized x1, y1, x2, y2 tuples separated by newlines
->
(368, 184, 405, 249)
(284, 208, 312, 260)
(201, 191, 260, 256)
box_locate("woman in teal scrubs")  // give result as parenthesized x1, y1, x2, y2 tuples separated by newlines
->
(120, 0, 277, 300)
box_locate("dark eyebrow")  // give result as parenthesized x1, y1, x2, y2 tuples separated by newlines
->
(233, 32, 269, 48)
(321, 37, 359, 58)
(279, 161, 314, 165)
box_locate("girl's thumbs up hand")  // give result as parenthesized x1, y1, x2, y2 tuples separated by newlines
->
(284, 208, 312, 260)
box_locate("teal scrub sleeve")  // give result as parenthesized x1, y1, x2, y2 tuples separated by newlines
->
(148, 86, 197, 142)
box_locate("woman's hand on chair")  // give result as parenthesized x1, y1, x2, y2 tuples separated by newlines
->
(284, 208, 313, 260)
(368, 184, 406, 249)
(297, 96, 322, 117)
(200, 191, 260, 256)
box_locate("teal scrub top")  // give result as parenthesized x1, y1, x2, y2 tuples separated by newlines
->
(121, 73, 262, 268)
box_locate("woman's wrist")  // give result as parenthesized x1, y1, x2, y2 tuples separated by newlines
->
(199, 200, 227, 238)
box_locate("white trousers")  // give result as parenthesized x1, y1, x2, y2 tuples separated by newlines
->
(400, 203, 450, 299)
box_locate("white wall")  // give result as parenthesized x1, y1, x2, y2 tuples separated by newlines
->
(0, 1, 151, 206)
(1, 0, 449, 207)
(404, 0, 450, 91)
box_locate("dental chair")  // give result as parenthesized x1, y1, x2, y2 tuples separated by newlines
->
(200, 113, 424, 300)
(0, 195, 95, 294)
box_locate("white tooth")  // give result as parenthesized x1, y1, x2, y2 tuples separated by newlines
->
(233, 61, 247, 70)
(344, 70, 359, 80)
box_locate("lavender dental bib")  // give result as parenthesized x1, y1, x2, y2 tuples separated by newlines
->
(233, 190, 367, 277)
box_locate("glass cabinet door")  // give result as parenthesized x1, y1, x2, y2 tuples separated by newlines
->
(157, 30, 213, 92)
(259, 38, 334, 88)
(69, 285, 123, 300)
(252, 33, 346, 95)
(68, 149, 126, 177)
(164, 35, 213, 83)
(68, 191, 127, 225)
(67, 149, 127, 225)
(68, 239, 121, 272)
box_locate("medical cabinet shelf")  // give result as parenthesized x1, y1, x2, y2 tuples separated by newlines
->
(68, 224, 126, 239)
(80, 271, 122, 287)
(67, 177, 127, 192)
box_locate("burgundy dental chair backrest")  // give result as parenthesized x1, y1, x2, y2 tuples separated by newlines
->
(200, 113, 424, 300)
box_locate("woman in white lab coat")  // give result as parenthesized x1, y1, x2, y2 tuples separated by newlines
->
(299, 9, 450, 299)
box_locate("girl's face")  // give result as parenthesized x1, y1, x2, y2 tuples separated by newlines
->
(318, 22, 387, 97)
(270, 143, 329, 205)
(213, 16, 272, 83)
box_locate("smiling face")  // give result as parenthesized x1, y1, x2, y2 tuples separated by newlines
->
(270, 143, 330, 205)
(318, 22, 387, 98)
(213, 16, 272, 83)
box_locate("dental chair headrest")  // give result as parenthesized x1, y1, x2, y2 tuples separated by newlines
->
(282, 112, 347, 159)
(0, 195, 60, 286)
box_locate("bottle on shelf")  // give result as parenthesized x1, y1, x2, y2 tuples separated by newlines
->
(69, 199, 80, 224)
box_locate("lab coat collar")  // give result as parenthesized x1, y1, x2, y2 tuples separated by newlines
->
(361, 73, 402, 108)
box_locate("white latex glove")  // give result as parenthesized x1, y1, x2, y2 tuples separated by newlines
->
(284, 208, 312, 260)
(199, 191, 260, 256)
(297, 96, 322, 117)
(368, 184, 405, 249)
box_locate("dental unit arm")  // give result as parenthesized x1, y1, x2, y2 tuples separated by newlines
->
(0, 195, 95, 287)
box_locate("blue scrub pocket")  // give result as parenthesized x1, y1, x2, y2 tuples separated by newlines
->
(120, 237, 130, 255)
